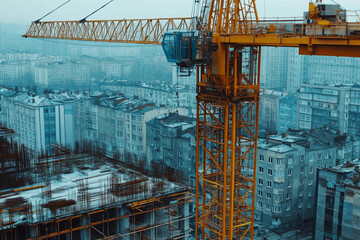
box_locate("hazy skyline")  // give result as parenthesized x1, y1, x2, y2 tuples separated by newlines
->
(1, 0, 360, 25)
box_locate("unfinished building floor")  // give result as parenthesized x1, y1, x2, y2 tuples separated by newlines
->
(0, 151, 193, 240)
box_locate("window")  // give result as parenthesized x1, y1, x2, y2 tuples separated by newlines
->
(257, 201, 263, 208)
(308, 191, 312, 197)
(288, 181, 292, 188)
(288, 157, 293, 164)
(272, 206, 281, 213)
(266, 193, 272, 199)
(267, 181, 272, 188)
(288, 169, 292, 176)
(286, 193, 292, 200)
(308, 179, 313, 185)
(327, 181, 335, 189)
(286, 204, 290, 211)
(300, 155, 305, 162)
(268, 157, 273, 164)
(299, 190, 304, 197)
(307, 202, 312, 208)
(266, 204, 271, 210)
(298, 202, 303, 208)
(276, 158, 281, 165)
(259, 167, 264, 173)
(258, 190, 263, 197)
(258, 179, 263, 185)
(309, 167, 314, 174)
(259, 155, 264, 161)
(267, 169, 273, 176)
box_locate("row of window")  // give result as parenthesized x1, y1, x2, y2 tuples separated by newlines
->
(257, 201, 312, 211)
(258, 190, 312, 199)
(259, 155, 294, 164)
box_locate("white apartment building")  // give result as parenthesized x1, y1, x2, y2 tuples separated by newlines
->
(5, 93, 75, 154)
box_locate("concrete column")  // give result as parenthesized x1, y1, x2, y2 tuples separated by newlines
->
(117, 207, 130, 240)
(145, 210, 156, 239)
(179, 201, 190, 240)
(80, 214, 89, 240)
(29, 225, 39, 238)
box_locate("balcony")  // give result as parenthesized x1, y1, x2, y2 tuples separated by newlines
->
(273, 189, 284, 195)
(274, 177, 285, 183)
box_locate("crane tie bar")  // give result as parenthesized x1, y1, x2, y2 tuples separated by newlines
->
(79, 0, 115, 23)
(35, 0, 71, 24)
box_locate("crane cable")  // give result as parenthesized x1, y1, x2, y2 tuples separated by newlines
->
(79, 0, 115, 23)
(35, 0, 71, 23)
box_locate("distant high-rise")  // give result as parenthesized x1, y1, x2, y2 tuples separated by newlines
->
(260, 47, 290, 91)
(34, 61, 90, 89)
(261, 47, 360, 93)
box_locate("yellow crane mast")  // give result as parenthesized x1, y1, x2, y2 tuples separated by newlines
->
(23, 0, 360, 239)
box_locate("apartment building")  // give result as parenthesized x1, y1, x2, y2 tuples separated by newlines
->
(75, 94, 188, 159)
(297, 83, 360, 135)
(0, 61, 31, 86)
(259, 90, 287, 134)
(254, 128, 359, 230)
(315, 160, 360, 240)
(101, 82, 197, 116)
(35, 61, 90, 89)
(4, 93, 75, 154)
(146, 113, 196, 184)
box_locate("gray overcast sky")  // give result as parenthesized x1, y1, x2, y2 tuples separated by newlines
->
(1, 0, 360, 25)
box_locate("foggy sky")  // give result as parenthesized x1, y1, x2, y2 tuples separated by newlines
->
(1, 0, 360, 25)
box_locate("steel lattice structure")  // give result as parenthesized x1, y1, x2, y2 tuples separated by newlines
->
(196, 44, 260, 239)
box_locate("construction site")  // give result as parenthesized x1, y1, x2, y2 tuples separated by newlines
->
(0, 127, 193, 240)
(2, 0, 360, 239)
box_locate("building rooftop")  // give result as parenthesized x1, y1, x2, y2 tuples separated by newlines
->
(322, 160, 360, 189)
(12, 93, 60, 107)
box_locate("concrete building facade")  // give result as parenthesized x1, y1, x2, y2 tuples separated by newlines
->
(297, 84, 360, 135)
(259, 90, 286, 134)
(146, 114, 196, 184)
(315, 160, 360, 240)
(278, 95, 297, 133)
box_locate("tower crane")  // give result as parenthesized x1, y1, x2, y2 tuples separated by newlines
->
(23, 0, 360, 239)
